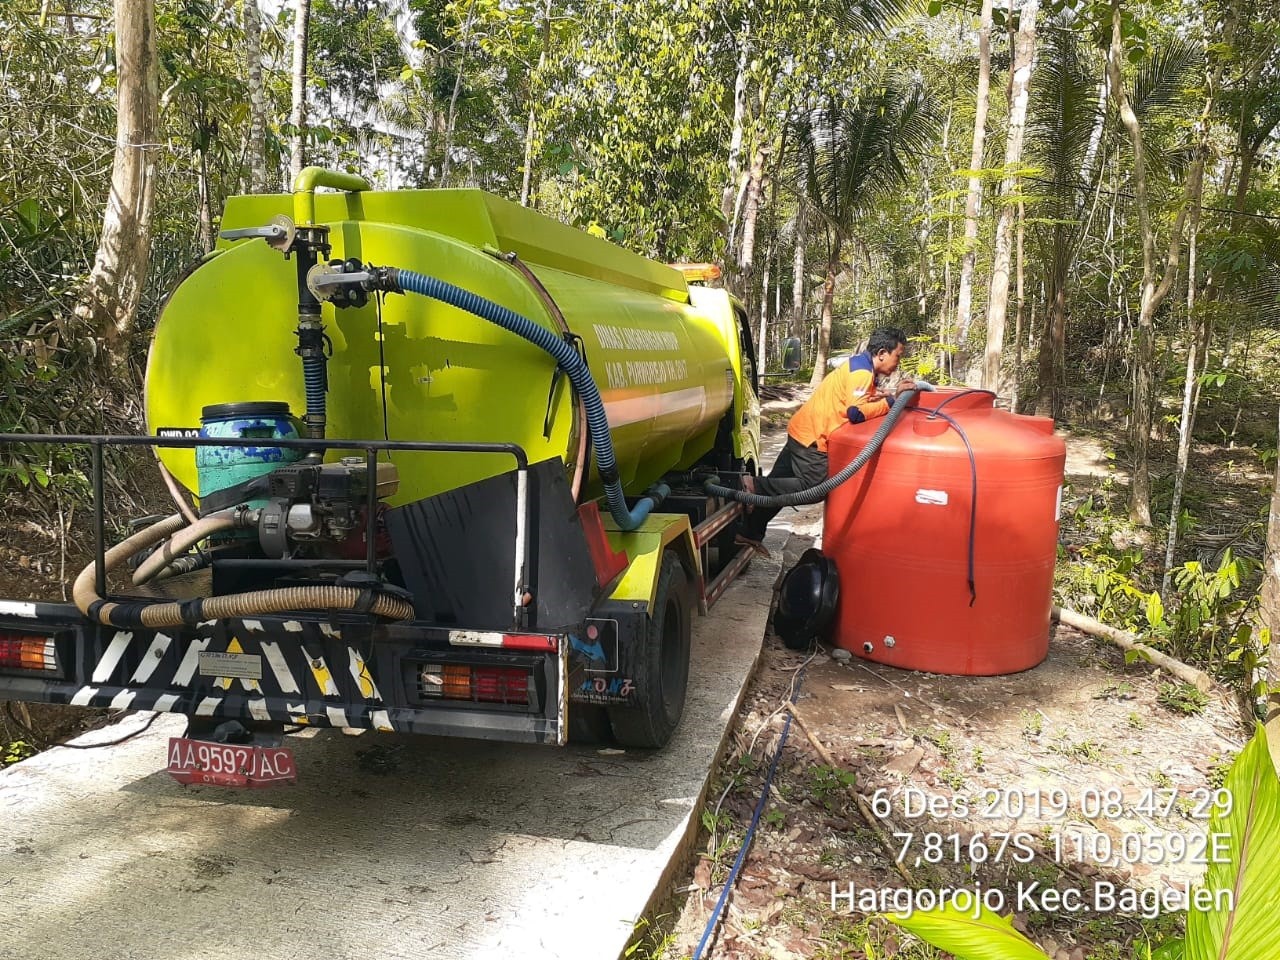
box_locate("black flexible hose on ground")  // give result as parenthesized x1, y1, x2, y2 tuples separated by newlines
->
(702, 385, 930, 508)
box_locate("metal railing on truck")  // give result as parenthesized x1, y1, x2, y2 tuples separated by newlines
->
(0, 433, 535, 630)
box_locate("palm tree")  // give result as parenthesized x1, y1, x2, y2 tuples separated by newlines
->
(1027, 28, 1201, 417)
(1026, 25, 1103, 417)
(792, 81, 938, 384)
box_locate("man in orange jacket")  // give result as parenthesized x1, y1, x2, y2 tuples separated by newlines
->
(737, 327, 911, 555)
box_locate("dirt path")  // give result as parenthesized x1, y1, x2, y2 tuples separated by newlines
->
(655, 400, 1249, 960)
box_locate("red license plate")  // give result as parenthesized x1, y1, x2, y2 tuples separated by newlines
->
(166, 737, 297, 788)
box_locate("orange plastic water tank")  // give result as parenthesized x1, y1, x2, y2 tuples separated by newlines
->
(823, 388, 1066, 675)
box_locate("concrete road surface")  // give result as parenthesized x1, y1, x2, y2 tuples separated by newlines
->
(0, 547, 779, 960)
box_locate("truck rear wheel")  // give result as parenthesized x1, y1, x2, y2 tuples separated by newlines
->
(608, 550, 693, 749)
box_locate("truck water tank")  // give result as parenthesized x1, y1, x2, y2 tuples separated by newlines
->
(823, 389, 1066, 675)
(146, 189, 741, 507)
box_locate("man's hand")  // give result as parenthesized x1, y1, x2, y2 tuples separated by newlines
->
(895, 379, 917, 396)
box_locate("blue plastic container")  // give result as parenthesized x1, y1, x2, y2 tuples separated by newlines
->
(196, 401, 303, 501)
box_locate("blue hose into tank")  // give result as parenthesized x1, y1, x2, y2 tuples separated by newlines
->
(391, 268, 666, 530)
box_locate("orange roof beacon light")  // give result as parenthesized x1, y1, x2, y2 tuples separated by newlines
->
(670, 262, 723, 284)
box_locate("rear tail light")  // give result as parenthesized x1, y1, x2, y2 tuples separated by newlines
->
(418, 664, 530, 705)
(0, 634, 57, 673)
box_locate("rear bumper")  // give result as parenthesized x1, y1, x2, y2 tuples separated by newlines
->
(0, 603, 567, 745)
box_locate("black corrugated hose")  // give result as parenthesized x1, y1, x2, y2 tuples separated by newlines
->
(701, 383, 933, 508)
(704, 385, 992, 606)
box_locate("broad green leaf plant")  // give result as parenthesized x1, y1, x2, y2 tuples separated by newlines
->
(886, 726, 1280, 959)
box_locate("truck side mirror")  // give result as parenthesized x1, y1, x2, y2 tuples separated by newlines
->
(781, 337, 802, 372)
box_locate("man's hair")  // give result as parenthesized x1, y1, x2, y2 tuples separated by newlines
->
(867, 327, 908, 356)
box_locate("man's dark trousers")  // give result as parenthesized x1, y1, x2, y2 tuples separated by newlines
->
(739, 435, 829, 542)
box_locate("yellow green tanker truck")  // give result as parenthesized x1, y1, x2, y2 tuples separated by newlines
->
(0, 169, 765, 786)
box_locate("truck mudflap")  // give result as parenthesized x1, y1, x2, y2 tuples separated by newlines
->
(0, 602, 568, 746)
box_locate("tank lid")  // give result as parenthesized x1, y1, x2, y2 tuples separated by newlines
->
(911, 388, 995, 413)
(201, 401, 293, 420)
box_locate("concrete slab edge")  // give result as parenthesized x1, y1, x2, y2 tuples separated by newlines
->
(624, 548, 781, 958)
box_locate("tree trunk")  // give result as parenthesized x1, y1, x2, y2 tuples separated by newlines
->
(1080, 79, 1108, 191)
(244, 0, 268, 193)
(1161, 33, 1237, 591)
(1107, 0, 1233, 524)
(417, 50, 440, 184)
(982, 0, 1038, 391)
(1108, 0, 1170, 525)
(1011, 197, 1025, 413)
(519, 0, 553, 206)
(759, 161, 780, 368)
(791, 199, 807, 340)
(441, 2, 478, 186)
(918, 174, 931, 323)
(737, 142, 762, 312)
(758, 245, 771, 372)
(810, 249, 839, 387)
(937, 98, 954, 375)
(196, 116, 213, 252)
(737, 144, 767, 282)
(519, 111, 537, 204)
(1162, 202, 1204, 597)
(75, 0, 159, 352)
(1035, 243, 1068, 417)
(955, 0, 993, 350)
(288, 0, 311, 186)
(722, 42, 750, 228)
(774, 235, 783, 358)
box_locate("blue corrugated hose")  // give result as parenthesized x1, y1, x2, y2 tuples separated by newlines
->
(303, 353, 326, 428)
(393, 268, 666, 529)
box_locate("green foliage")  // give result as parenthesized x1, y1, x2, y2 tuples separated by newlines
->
(0, 345, 97, 500)
(887, 728, 1280, 960)
(0, 4, 113, 305)
(1148, 550, 1262, 676)
(900, 333, 953, 384)
(2, 739, 35, 768)
(1057, 482, 1263, 696)
(1055, 529, 1150, 634)
(1181, 727, 1280, 959)
(809, 764, 858, 811)
(1021, 710, 1044, 738)
(305, 0, 412, 179)
(1156, 682, 1210, 715)
(624, 914, 677, 960)
(538, 0, 729, 259)
(792, 80, 940, 249)
(889, 901, 1050, 960)
(700, 806, 732, 835)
